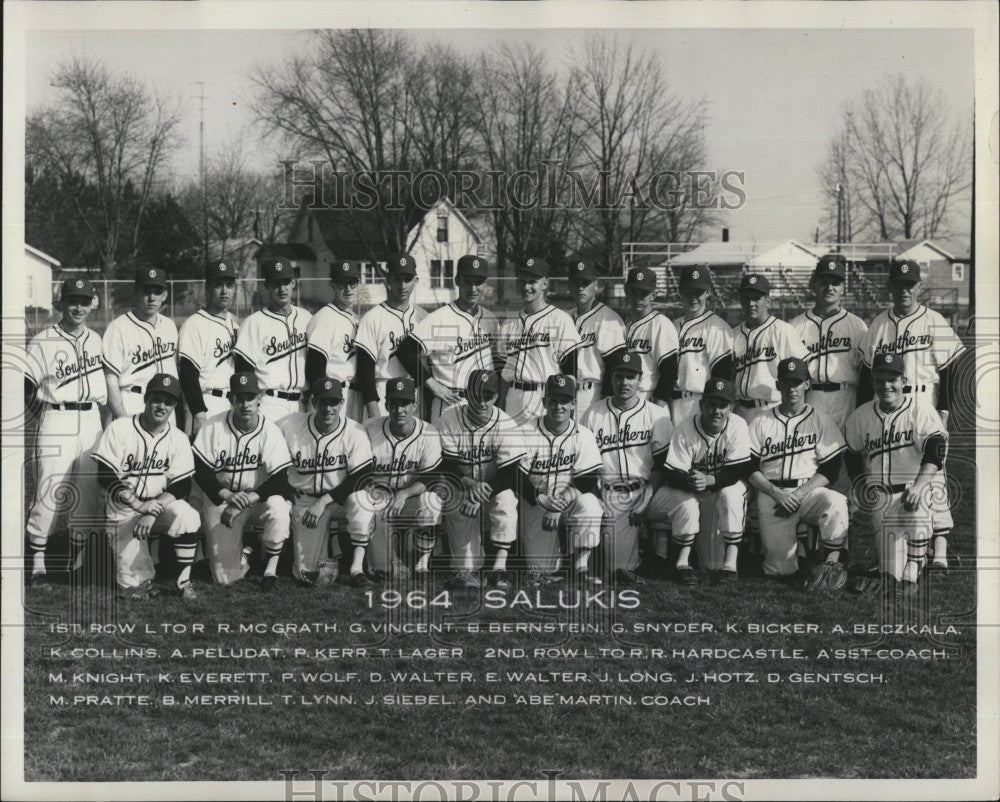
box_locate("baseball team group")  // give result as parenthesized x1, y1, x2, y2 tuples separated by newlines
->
(23, 249, 965, 599)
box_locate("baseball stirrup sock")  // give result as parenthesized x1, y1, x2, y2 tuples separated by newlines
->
(675, 544, 693, 570)
(574, 549, 592, 572)
(263, 544, 282, 577)
(174, 533, 199, 585)
(932, 533, 949, 566)
(901, 559, 921, 584)
(722, 535, 741, 572)
(350, 546, 365, 575)
(492, 548, 509, 572)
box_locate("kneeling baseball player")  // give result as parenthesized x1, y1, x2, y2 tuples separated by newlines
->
(746, 358, 850, 587)
(91, 374, 201, 598)
(192, 372, 294, 591)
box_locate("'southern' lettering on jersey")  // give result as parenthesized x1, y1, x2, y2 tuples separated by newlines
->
(530, 450, 574, 471)
(733, 344, 776, 370)
(453, 441, 499, 464)
(627, 336, 651, 353)
(122, 453, 170, 473)
(341, 334, 353, 355)
(212, 335, 237, 359)
(130, 338, 176, 366)
(264, 332, 306, 357)
(508, 331, 551, 350)
(807, 330, 853, 355)
(679, 334, 705, 352)
(873, 332, 933, 354)
(453, 332, 492, 357)
(760, 431, 818, 458)
(211, 449, 260, 471)
(375, 455, 421, 474)
(594, 424, 650, 450)
(293, 450, 347, 471)
(693, 450, 728, 473)
(388, 327, 416, 352)
(863, 423, 914, 455)
(579, 331, 598, 348)
(55, 352, 103, 382)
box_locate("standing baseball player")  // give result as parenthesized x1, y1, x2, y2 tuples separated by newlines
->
(91, 374, 201, 597)
(517, 374, 604, 584)
(580, 351, 673, 585)
(437, 370, 525, 589)
(746, 358, 849, 582)
(354, 254, 427, 420)
(568, 259, 626, 412)
(622, 267, 679, 410)
(305, 260, 363, 422)
(397, 254, 500, 423)
(362, 377, 444, 581)
(845, 352, 952, 593)
(671, 266, 734, 424)
(178, 261, 239, 437)
(24, 278, 107, 585)
(661, 378, 751, 585)
(731, 273, 809, 424)
(103, 267, 178, 419)
(192, 372, 293, 591)
(498, 257, 582, 425)
(233, 260, 311, 423)
(790, 255, 867, 430)
(856, 259, 964, 569)
(279, 378, 375, 588)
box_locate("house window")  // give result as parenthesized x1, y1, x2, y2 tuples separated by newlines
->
(437, 210, 448, 243)
(430, 259, 455, 289)
(360, 262, 381, 285)
(952, 262, 966, 282)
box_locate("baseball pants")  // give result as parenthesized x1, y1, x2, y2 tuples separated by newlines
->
(26, 406, 104, 555)
(290, 491, 373, 580)
(670, 393, 701, 427)
(105, 499, 201, 588)
(805, 386, 856, 431)
(355, 487, 444, 572)
(756, 484, 848, 576)
(575, 381, 599, 415)
(600, 482, 650, 572)
(443, 488, 518, 572)
(734, 401, 779, 426)
(865, 479, 953, 581)
(427, 394, 465, 424)
(342, 387, 364, 423)
(183, 393, 230, 436)
(200, 495, 291, 585)
(260, 393, 305, 424)
(120, 387, 148, 417)
(519, 489, 604, 572)
(504, 387, 545, 427)
(655, 482, 750, 571)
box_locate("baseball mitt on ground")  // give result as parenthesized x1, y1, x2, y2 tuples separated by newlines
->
(803, 561, 847, 592)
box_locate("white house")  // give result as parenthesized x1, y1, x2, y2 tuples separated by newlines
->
(25, 245, 60, 311)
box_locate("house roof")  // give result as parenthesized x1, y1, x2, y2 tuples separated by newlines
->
(895, 239, 956, 262)
(25, 244, 61, 267)
(668, 240, 821, 268)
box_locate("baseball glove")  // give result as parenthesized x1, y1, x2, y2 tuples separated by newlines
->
(848, 573, 883, 595)
(802, 561, 847, 592)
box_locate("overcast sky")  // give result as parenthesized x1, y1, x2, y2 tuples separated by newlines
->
(24, 25, 974, 244)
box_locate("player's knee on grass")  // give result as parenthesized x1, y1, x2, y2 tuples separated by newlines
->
(567, 492, 603, 550)
(161, 500, 201, 537)
(489, 489, 518, 546)
(260, 496, 292, 545)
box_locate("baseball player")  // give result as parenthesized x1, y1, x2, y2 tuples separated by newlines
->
(103, 267, 178, 419)
(517, 374, 604, 584)
(397, 254, 501, 423)
(672, 266, 734, 424)
(856, 259, 964, 569)
(354, 254, 428, 420)
(660, 378, 751, 585)
(622, 267, 679, 410)
(305, 260, 363, 423)
(437, 370, 524, 589)
(498, 257, 583, 425)
(178, 261, 239, 437)
(732, 273, 809, 424)
(790, 255, 868, 430)
(362, 377, 444, 581)
(24, 278, 107, 585)
(568, 259, 626, 412)
(233, 260, 312, 423)
(192, 372, 293, 591)
(845, 352, 951, 592)
(279, 378, 375, 588)
(746, 358, 849, 581)
(91, 374, 201, 597)
(580, 351, 673, 585)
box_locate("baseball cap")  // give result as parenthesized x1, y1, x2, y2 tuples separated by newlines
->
(385, 376, 416, 402)
(568, 260, 597, 283)
(625, 267, 657, 293)
(330, 260, 361, 282)
(814, 254, 847, 280)
(60, 277, 95, 300)
(517, 257, 549, 279)
(145, 373, 182, 401)
(456, 255, 489, 282)
(702, 378, 736, 403)
(206, 262, 236, 283)
(739, 273, 770, 296)
(678, 266, 712, 292)
(466, 369, 500, 398)
(311, 377, 344, 401)
(136, 267, 168, 289)
(889, 260, 921, 284)
(544, 373, 576, 399)
(606, 350, 643, 375)
(777, 357, 810, 384)
(229, 372, 261, 395)
(262, 261, 294, 282)
(387, 254, 417, 277)
(871, 352, 905, 376)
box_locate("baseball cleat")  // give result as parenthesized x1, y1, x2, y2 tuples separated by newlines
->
(260, 575, 277, 594)
(28, 572, 54, 589)
(574, 569, 603, 588)
(487, 570, 512, 590)
(449, 570, 481, 590)
(614, 569, 644, 587)
(350, 572, 374, 589)
(714, 569, 738, 586)
(316, 562, 339, 587)
(178, 581, 198, 600)
(676, 567, 699, 587)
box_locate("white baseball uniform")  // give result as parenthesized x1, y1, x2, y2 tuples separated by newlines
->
(178, 308, 239, 419)
(193, 411, 293, 585)
(103, 312, 179, 416)
(517, 416, 604, 572)
(437, 404, 524, 571)
(845, 398, 952, 581)
(661, 413, 751, 571)
(672, 311, 734, 424)
(306, 303, 362, 422)
(91, 416, 200, 588)
(499, 305, 582, 425)
(732, 317, 809, 423)
(233, 306, 312, 422)
(25, 323, 108, 555)
(572, 302, 626, 412)
(624, 312, 679, 405)
(354, 301, 428, 417)
(748, 405, 849, 576)
(580, 398, 673, 571)
(791, 309, 867, 429)
(279, 412, 374, 581)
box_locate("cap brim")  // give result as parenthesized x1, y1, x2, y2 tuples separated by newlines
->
(611, 366, 642, 375)
(703, 393, 733, 403)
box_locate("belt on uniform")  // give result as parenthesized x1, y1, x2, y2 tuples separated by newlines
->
(737, 398, 772, 409)
(510, 380, 540, 391)
(49, 402, 94, 411)
(444, 387, 468, 398)
(811, 382, 853, 392)
(671, 390, 699, 400)
(206, 388, 227, 398)
(608, 480, 642, 493)
(878, 483, 909, 493)
(903, 384, 929, 394)
(771, 478, 809, 489)
(578, 380, 597, 390)
(127, 386, 144, 394)
(265, 389, 302, 401)
(340, 381, 360, 391)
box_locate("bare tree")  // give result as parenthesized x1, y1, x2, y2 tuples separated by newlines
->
(26, 56, 182, 275)
(816, 130, 862, 243)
